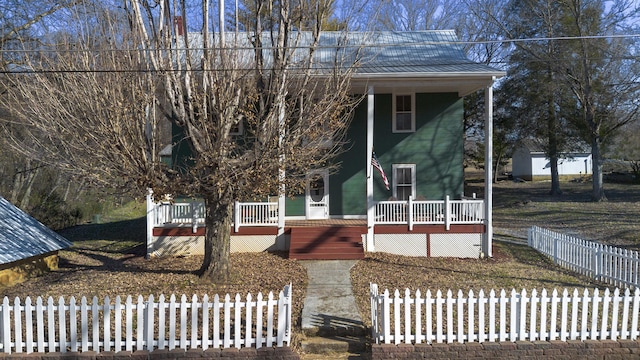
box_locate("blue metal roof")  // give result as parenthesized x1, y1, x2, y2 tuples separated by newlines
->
(0, 197, 72, 265)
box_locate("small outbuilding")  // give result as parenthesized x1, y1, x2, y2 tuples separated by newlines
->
(0, 197, 72, 288)
(512, 139, 592, 181)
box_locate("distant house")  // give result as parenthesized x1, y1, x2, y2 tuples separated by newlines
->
(0, 197, 72, 288)
(512, 139, 592, 181)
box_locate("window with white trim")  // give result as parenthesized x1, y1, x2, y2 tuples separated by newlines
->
(230, 118, 244, 135)
(392, 164, 416, 201)
(393, 94, 415, 133)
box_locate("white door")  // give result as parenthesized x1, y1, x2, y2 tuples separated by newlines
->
(306, 170, 329, 220)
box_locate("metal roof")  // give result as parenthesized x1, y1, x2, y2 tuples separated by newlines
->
(519, 138, 592, 155)
(315, 31, 500, 75)
(0, 197, 72, 265)
(182, 30, 504, 77)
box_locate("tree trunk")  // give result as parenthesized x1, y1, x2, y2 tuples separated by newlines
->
(19, 166, 40, 209)
(199, 195, 233, 282)
(547, 72, 562, 196)
(493, 148, 503, 184)
(591, 138, 606, 201)
(549, 155, 562, 196)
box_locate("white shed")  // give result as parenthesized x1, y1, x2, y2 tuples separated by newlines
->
(512, 139, 592, 181)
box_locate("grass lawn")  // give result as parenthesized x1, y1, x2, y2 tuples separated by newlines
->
(2, 177, 639, 334)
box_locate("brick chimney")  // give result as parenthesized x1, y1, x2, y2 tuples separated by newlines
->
(173, 16, 184, 36)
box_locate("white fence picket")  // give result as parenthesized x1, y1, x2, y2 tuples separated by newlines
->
(104, 296, 111, 352)
(214, 294, 222, 348)
(202, 294, 209, 350)
(47, 297, 55, 352)
(370, 283, 640, 345)
(0, 285, 291, 354)
(25, 297, 34, 353)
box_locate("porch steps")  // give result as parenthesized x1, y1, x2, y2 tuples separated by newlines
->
(289, 226, 366, 260)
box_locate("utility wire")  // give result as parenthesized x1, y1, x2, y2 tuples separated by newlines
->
(0, 32, 639, 53)
(0, 33, 638, 74)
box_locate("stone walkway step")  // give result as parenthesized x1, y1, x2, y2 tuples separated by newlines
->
(300, 335, 367, 355)
(300, 260, 367, 357)
(300, 260, 365, 336)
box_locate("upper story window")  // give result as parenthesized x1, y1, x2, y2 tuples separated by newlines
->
(392, 164, 416, 201)
(393, 94, 415, 133)
(230, 119, 244, 135)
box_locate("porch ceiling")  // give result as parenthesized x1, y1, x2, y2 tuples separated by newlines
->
(351, 73, 503, 97)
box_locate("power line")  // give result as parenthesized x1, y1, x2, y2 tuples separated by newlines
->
(0, 33, 638, 74)
(0, 32, 639, 54)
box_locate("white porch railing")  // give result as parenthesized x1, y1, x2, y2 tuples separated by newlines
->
(375, 196, 485, 230)
(528, 226, 640, 289)
(148, 196, 485, 231)
(233, 202, 279, 232)
(370, 283, 640, 345)
(0, 286, 292, 354)
(151, 201, 206, 230)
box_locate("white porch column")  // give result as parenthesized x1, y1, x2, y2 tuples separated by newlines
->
(484, 79, 495, 258)
(145, 188, 154, 259)
(366, 86, 375, 251)
(278, 95, 286, 238)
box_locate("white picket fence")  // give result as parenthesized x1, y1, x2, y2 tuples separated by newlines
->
(528, 226, 640, 289)
(0, 285, 291, 354)
(370, 283, 640, 345)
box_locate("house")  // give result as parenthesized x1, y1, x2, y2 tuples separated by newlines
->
(146, 31, 505, 260)
(512, 139, 592, 181)
(0, 197, 72, 288)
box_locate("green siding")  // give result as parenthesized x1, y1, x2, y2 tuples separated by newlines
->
(285, 196, 305, 216)
(377, 93, 464, 200)
(330, 93, 464, 216)
(170, 92, 464, 217)
(171, 123, 193, 173)
(329, 102, 368, 215)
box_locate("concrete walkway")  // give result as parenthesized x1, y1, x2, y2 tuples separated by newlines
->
(300, 260, 364, 336)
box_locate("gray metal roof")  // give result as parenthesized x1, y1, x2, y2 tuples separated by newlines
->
(314, 31, 500, 76)
(519, 138, 591, 155)
(0, 197, 72, 265)
(182, 30, 503, 77)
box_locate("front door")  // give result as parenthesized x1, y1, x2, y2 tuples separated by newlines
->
(306, 170, 329, 220)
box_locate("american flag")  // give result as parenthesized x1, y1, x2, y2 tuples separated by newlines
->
(371, 151, 390, 191)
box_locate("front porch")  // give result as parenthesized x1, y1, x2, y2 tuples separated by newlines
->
(146, 196, 487, 260)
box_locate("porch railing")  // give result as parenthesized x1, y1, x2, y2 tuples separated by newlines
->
(375, 196, 484, 230)
(151, 201, 206, 232)
(148, 196, 484, 231)
(233, 202, 279, 232)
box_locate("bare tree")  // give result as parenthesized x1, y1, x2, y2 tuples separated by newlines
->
(354, 0, 464, 31)
(1, 0, 359, 281)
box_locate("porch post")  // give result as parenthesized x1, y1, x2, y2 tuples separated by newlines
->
(277, 94, 286, 239)
(145, 188, 154, 259)
(484, 79, 495, 258)
(366, 86, 375, 251)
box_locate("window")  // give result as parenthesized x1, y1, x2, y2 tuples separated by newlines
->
(392, 164, 416, 201)
(393, 94, 415, 133)
(230, 118, 244, 135)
